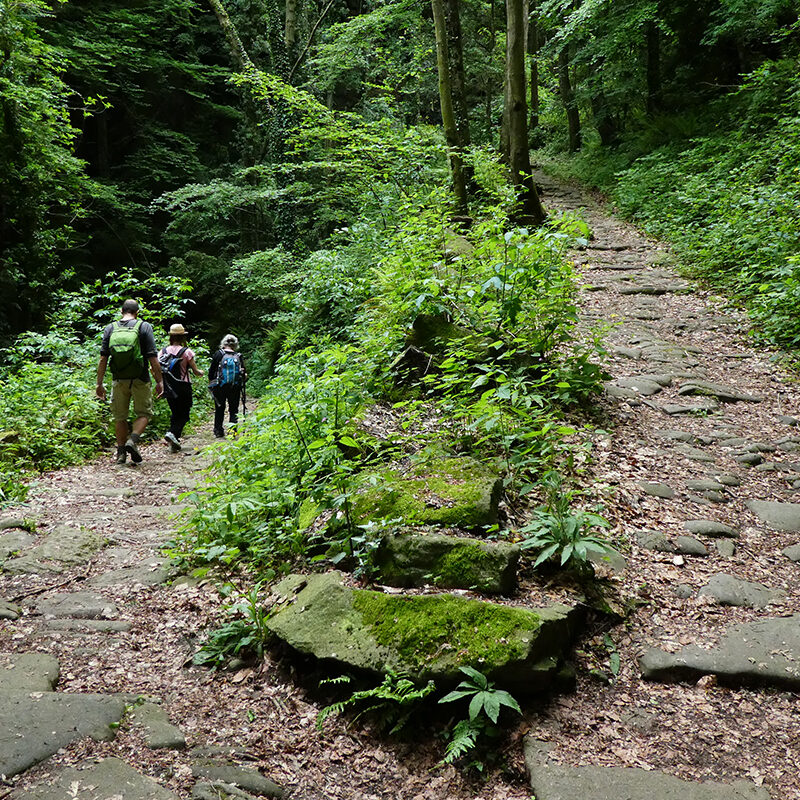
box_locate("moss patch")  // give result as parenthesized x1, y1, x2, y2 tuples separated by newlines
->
(353, 455, 502, 529)
(376, 531, 518, 593)
(353, 590, 534, 671)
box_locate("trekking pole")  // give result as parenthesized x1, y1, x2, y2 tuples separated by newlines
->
(241, 376, 247, 418)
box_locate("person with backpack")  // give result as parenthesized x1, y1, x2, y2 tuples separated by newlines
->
(208, 334, 246, 438)
(159, 323, 203, 453)
(96, 299, 163, 465)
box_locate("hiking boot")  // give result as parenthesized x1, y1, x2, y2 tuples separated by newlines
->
(115, 447, 127, 465)
(213, 429, 225, 438)
(164, 431, 181, 453)
(125, 437, 142, 463)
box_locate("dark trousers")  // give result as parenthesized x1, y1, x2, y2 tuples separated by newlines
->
(166, 381, 193, 438)
(213, 385, 241, 434)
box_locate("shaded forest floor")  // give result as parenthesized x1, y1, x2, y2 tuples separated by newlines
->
(2, 176, 799, 799)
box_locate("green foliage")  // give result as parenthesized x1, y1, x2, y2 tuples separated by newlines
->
(519, 470, 616, 575)
(193, 583, 272, 668)
(438, 666, 521, 766)
(0, 0, 106, 341)
(316, 672, 435, 734)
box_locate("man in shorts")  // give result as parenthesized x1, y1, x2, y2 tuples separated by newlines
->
(96, 299, 163, 464)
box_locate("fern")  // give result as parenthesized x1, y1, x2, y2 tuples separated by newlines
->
(442, 719, 482, 764)
(316, 672, 435, 733)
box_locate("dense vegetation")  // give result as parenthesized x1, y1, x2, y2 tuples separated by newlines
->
(1, 0, 798, 567)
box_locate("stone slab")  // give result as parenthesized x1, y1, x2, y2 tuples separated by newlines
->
(88, 558, 171, 588)
(661, 401, 719, 415)
(0, 691, 125, 777)
(524, 739, 769, 799)
(0, 598, 21, 620)
(2, 526, 104, 575)
(35, 591, 118, 619)
(0, 652, 59, 693)
(0, 530, 36, 561)
(267, 573, 580, 691)
(677, 380, 762, 403)
(640, 614, 800, 690)
(375, 532, 519, 594)
(638, 482, 675, 499)
(41, 618, 132, 633)
(191, 763, 284, 798)
(14, 757, 179, 799)
(675, 536, 708, 556)
(746, 500, 800, 532)
(783, 543, 800, 561)
(683, 520, 738, 538)
(611, 377, 664, 396)
(131, 701, 187, 750)
(697, 573, 783, 608)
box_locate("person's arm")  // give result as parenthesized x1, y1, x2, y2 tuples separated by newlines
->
(188, 357, 203, 377)
(148, 355, 164, 398)
(96, 355, 109, 400)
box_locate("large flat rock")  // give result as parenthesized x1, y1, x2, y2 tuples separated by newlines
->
(267, 573, 580, 691)
(524, 737, 770, 800)
(35, 591, 118, 619)
(746, 500, 800, 531)
(0, 652, 60, 692)
(0, 691, 126, 777)
(14, 757, 179, 799)
(2, 526, 105, 574)
(640, 614, 800, 689)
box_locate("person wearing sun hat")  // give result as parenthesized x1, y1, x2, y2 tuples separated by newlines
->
(159, 323, 203, 452)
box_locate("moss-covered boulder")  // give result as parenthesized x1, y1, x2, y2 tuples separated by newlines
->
(352, 455, 502, 530)
(375, 531, 519, 594)
(266, 573, 581, 691)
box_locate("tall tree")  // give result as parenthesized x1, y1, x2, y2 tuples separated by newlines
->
(557, 44, 580, 151)
(505, 0, 545, 224)
(431, 0, 469, 212)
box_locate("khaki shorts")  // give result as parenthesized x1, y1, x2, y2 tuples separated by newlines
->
(110, 379, 154, 423)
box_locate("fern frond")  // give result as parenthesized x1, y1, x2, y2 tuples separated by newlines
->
(442, 719, 482, 764)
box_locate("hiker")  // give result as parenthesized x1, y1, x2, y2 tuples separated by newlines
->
(209, 334, 246, 438)
(159, 324, 203, 453)
(96, 299, 163, 465)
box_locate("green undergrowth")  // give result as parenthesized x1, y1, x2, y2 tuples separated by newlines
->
(541, 58, 800, 354)
(175, 167, 609, 577)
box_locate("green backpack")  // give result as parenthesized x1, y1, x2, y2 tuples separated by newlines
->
(108, 319, 143, 379)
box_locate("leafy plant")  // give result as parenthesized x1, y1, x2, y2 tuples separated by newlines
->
(193, 584, 272, 669)
(519, 471, 617, 576)
(317, 672, 435, 734)
(438, 666, 521, 765)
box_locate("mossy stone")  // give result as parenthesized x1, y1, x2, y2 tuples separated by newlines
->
(267, 573, 580, 691)
(352, 456, 502, 530)
(375, 531, 519, 594)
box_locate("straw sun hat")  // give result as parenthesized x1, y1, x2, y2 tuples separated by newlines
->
(169, 324, 188, 335)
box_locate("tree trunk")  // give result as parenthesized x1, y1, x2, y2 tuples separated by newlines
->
(528, 12, 540, 133)
(505, 0, 545, 225)
(431, 0, 469, 213)
(285, 0, 297, 50)
(207, 0, 253, 70)
(444, 0, 470, 151)
(557, 45, 581, 152)
(646, 21, 661, 115)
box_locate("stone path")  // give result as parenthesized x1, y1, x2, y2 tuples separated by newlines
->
(0, 428, 285, 799)
(519, 174, 800, 799)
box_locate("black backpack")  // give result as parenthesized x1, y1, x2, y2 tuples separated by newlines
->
(159, 346, 188, 397)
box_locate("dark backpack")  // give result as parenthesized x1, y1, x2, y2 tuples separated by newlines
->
(158, 346, 188, 380)
(217, 351, 243, 387)
(108, 319, 143, 379)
